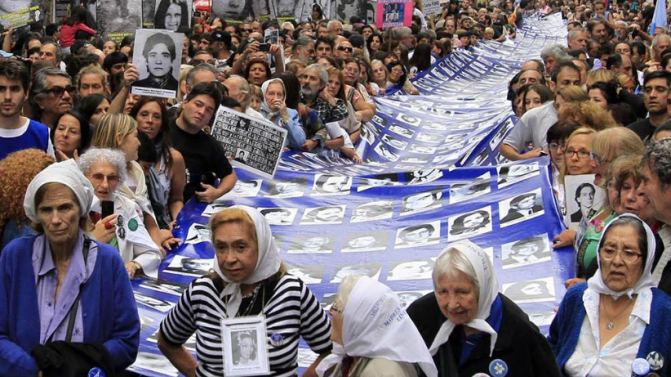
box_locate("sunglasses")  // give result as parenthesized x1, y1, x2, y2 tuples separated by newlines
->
(242, 28, 253, 33)
(337, 46, 353, 53)
(43, 85, 77, 97)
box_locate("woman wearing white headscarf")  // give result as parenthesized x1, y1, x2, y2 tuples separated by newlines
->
(549, 214, 671, 376)
(316, 275, 437, 377)
(407, 240, 560, 376)
(259, 78, 306, 150)
(0, 160, 140, 376)
(158, 206, 332, 377)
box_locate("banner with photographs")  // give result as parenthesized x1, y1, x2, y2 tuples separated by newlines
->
(131, 29, 183, 99)
(210, 106, 288, 178)
(143, 0, 193, 30)
(95, 0, 142, 41)
(375, 0, 413, 28)
(0, 0, 50, 28)
(128, 14, 573, 377)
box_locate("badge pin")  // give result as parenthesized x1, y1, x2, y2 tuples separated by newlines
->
(270, 332, 284, 347)
(489, 359, 508, 377)
(88, 367, 106, 377)
(647, 351, 664, 371)
(632, 358, 651, 376)
(118, 227, 126, 240)
(128, 218, 139, 232)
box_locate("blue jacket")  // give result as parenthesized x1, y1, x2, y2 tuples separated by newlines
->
(261, 107, 307, 150)
(0, 235, 140, 376)
(548, 282, 671, 376)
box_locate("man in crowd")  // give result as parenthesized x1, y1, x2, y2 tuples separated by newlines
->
(223, 75, 264, 119)
(287, 36, 315, 65)
(627, 71, 671, 141)
(29, 67, 74, 129)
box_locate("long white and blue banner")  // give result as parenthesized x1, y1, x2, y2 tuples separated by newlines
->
(128, 13, 572, 376)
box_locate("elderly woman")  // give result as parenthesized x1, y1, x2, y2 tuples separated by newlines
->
(0, 161, 140, 376)
(316, 276, 437, 377)
(386, 61, 419, 95)
(260, 78, 306, 150)
(369, 59, 388, 96)
(158, 206, 332, 376)
(79, 148, 163, 278)
(408, 240, 560, 376)
(549, 214, 671, 376)
(0, 149, 55, 250)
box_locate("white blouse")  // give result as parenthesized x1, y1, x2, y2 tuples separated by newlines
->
(564, 288, 652, 377)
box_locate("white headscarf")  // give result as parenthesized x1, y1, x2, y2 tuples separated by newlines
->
(24, 159, 95, 222)
(587, 213, 656, 300)
(211, 205, 281, 318)
(261, 78, 286, 117)
(428, 240, 500, 357)
(316, 276, 437, 377)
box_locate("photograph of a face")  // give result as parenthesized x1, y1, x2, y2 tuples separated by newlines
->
(498, 188, 545, 227)
(131, 29, 182, 99)
(350, 200, 395, 223)
(501, 234, 551, 269)
(394, 220, 441, 249)
(341, 231, 389, 252)
(287, 234, 334, 254)
(448, 172, 492, 204)
(502, 277, 556, 304)
(221, 317, 270, 376)
(300, 205, 346, 225)
(387, 259, 435, 281)
(401, 188, 443, 216)
(311, 174, 352, 196)
(447, 206, 493, 242)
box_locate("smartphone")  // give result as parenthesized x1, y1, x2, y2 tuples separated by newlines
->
(258, 43, 270, 52)
(101, 200, 114, 218)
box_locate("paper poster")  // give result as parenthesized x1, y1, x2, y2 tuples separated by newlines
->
(375, 0, 412, 28)
(131, 29, 183, 99)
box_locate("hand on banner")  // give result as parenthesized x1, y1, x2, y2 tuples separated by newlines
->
(125, 261, 140, 278)
(92, 214, 119, 243)
(552, 229, 576, 249)
(123, 64, 139, 88)
(195, 183, 219, 203)
(521, 148, 544, 159)
(159, 229, 181, 252)
(302, 139, 319, 151)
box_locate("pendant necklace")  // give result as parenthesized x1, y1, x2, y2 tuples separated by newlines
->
(601, 297, 634, 330)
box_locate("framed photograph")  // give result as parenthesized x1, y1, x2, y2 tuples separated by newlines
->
(131, 29, 182, 99)
(498, 188, 545, 227)
(564, 174, 605, 231)
(221, 317, 270, 376)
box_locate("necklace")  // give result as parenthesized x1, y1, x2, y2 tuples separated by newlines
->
(601, 297, 634, 330)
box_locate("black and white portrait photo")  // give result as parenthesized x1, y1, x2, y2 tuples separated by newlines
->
(219, 179, 263, 199)
(387, 259, 435, 281)
(164, 255, 212, 276)
(96, 0, 142, 37)
(404, 169, 443, 185)
(396, 291, 430, 308)
(409, 144, 437, 154)
(184, 223, 211, 244)
(232, 331, 258, 366)
(401, 188, 443, 216)
(396, 112, 421, 127)
(234, 148, 251, 164)
(342, 231, 389, 252)
(311, 174, 352, 196)
(154, 0, 191, 30)
(287, 234, 334, 254)
(381, 134, 409, 150)
(415, 132, 444, 144)
(221, 318, 270, 375)
(286, 264, 326, 284)
(502, 277, 556, 304)
(357, 173, 401, 192)
(265, 177, 307, 198)
(330, 262, 383, 283)
(394, 220, 441, 249)
(258, 207, 297, 226)
(140, 279, 188, 296)
(133, 292, 175, 312)
(201, 203, 232, 218)
(501, 235, 551, 269)
(213, 0, 251, 21)
(300, 205, 346, 225)
(497, 162, 540, 188)
(373, 142, 399, 161)
(499, 189, 545, 227)
(388, 124, 415, 138)
(423, 122, 448, 132)
(351, 200, 395, 223)
(447, 207, 493, 241)
(448, 172, 492, 204)
(129, 352, 179, 376)
(132, 29, 182, 99)
(489, 119, 514, 150)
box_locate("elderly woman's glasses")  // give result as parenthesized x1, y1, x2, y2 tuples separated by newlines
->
(600, 247, 642, 263)
(89, 173, 120, 185)
(589, 152, 605, 165)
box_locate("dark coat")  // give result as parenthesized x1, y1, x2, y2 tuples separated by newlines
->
(407, 292, 560, 377)
(501, 205, 543, 223)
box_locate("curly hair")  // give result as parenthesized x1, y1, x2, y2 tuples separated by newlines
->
(558, 101, 616, 130)
(0, 149, 55, 236)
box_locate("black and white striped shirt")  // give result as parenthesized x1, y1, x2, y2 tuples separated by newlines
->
(160, 273, 332, 377)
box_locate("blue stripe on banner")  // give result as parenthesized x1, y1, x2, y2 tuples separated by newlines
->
(127, 12, 574, 376)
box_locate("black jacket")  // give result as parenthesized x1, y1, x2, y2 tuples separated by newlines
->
(407, 292, 560, 377)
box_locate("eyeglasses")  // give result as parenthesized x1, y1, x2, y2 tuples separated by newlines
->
(600, 247, 643, 264)
(89, 173, 120, 185)
(390, 68, 403, 74)
(589, 152, 605, 165)
(345, 66, 359, 74)
(242, 28, 253, 33)
(43, 85, 76, 97)
(548, 142, 566, 151)
(330, 302, 343, 315)
(337, 46, 353, 53)
(565, 148, 590, 159)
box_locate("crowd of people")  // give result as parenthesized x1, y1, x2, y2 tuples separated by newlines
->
(1, 0, 671, 375)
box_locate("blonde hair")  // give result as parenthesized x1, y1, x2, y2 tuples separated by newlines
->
(558, 101, 616, 130)
(555, 85, 589, 102)
(91, 113, 138, 149)
(75, 64, 108, 91)
(591, 127, 644, 165)
(560, 127, 597, 181)
(370, 59, 388, 85)
(177, 65, 194, 103)
(586, 69, 617, 86)
(209, 207, 257, 244)
(616, 73, 635, 87)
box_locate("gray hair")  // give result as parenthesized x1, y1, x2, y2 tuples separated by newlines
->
(185, 63, 218, 87)
(652, 34, 671, 57)
(392, 27, 412, 40)
(78, 147, 127, 188)
(281, 21, 294, 31)
(541, 44, 571, 62)
(643, 138, 671, 189)
(567, 29, 586, 43)
(432, 247, 480, 298)
(327, 20, 342, 31)
(335, 274, 364, 313)
(43, 42, 63, 63)
(295, 36, 315, 50)
(228, 75, 251, 108)
(305, 63, 328, 86)
(30, 67, 72, 113)
(614, 20, 628, 28)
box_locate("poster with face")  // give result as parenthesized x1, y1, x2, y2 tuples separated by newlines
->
(286, 264, 326, 284)
(497, 162, 540, 188)
(300, 205, 346, 225)
(448, 172, 492, 204)
(499, 188, 545, 227)
(373, 142, 400, 161)
(447, 206, 493, 241)
(565, 174, 605, 231)
(287, 234, 334, 254)
(213, 0, 251, 21)
(258, 207, 298, 226)
(388, 123, 416, 138)
(401, 188, 443, 216)
(96, 0, 142, 41)
(395, 220, 441, 249)
(202, 203, 231, 217)
(132, 29, 182, 99)
(217, 179, 263, 200)
(502, 277, 556, 304)
(404, 169, 443, 185)
(164, 255, 212, 276)
(265, 177, 307, 198)
(350, 200, 395, 223)
(501, 234, 551, 269)
(395, 290, 431, 308)
(311, 174, 352, 196)
(381, 134, 409, 150)
(357, 173, 402, 192)
(342, 231, 389, 252)
(387, 259, 435, 281)
(184, 223, 212, 244)
(150, 0, 192, 30)
(330, 262, 382, 283)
